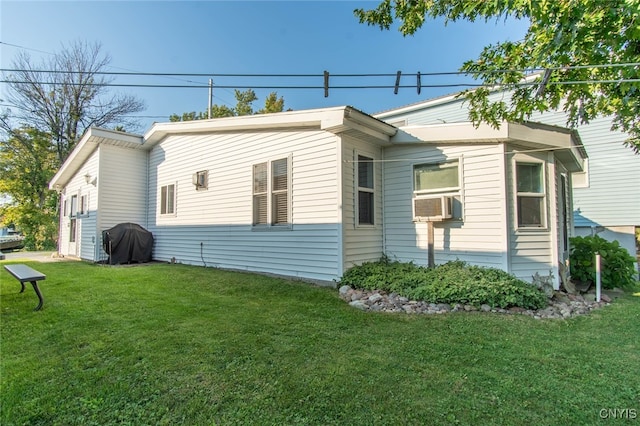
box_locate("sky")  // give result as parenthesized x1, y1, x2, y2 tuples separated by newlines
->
(0, 0, 529, 132)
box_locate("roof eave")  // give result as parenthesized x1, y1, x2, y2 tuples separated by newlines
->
(49, 128, 144, 190)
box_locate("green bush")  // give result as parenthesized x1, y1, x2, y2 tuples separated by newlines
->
(569, 235, 638, 289)
(339, 259, 548, 310)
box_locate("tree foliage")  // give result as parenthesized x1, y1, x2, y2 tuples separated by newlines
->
(170, 89, 286, 122)
(0, 125, 59, 249)
(355, 0, 640, 152)
(3, 40, 146, 165)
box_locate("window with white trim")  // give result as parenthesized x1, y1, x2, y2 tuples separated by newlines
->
(357, 155, 374, 225)
(413, 160, 459, 194)
(79, 194, 88, 216)
(516, 162, 546, 227)
(160, 184, 176, 215)
(69, 195, 78, 242)
(253, 157, 289, 226)
(413, 159, 463, 219)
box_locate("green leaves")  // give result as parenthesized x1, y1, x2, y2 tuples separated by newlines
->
(0, 126, 59, 249)
(170, 90, 286, 122)
(569, 235, 638, 289)
(355, 0, 640, 152)
(339, 259, 548, 309)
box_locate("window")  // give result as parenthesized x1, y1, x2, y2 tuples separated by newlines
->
(253, 157, 289, 226)
(413, 160, 463, 220)
(414, 161, 459, 193)
(193, 170, 208, 190)
(160, 184, 176, 215)
(69, 195, 77, 242)
(357, 155, 375, 225)
(79, 194, 88, 216)
(69, 195, 78, 218)
(516, 162, 545, 227)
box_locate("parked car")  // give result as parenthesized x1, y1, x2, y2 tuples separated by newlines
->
(0, 228, 25, 252)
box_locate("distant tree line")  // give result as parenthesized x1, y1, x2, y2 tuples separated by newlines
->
(170, 89, 287, 122)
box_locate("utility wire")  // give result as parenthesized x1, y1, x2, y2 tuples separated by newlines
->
(1, 79, 638, 90)
(1, 62, 638, 78)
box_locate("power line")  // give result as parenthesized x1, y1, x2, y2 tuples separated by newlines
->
(1, 62, 638, 78)
(1, 79, 638, 90)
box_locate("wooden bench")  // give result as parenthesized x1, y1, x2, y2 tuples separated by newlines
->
(4, 264, 46, 311)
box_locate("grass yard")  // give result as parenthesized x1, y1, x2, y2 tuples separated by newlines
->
(1, 260, 639, 425)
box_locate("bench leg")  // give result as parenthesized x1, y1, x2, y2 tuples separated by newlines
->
(19, 281, 26, 293)
(30, 281, 44, 311)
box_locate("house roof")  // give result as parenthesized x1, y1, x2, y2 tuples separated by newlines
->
(143, 105, 397, 147)
(49, 106, 397, 190)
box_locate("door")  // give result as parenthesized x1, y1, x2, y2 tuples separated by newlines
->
(68, 194, 78, 256)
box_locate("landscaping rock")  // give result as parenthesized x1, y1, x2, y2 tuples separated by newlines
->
(368, 293, 384, 303)
(338, 287, 611, 319)
(349, 300, 368, 311)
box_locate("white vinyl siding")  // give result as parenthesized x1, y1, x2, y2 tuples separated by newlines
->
(384, 144, 508, 270)
(98, 144, 147, 230)
(377, 92, 640, 260)
(147, 129, 342, 282)
(342, 137, 384, 270)
(508, 150, 554, 282)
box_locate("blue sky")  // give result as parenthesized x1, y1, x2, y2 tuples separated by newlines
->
(1, 1, 528, 131)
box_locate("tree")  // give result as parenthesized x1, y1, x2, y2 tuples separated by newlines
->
(170, 89, 285, 121)
(0, 124, 59, 250)
(3, 40, 146, 165)
(355, 0, 640, 152)
(257, 92, 286, 114)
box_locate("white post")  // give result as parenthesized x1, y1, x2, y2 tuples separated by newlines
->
(595, 252, 601, 302)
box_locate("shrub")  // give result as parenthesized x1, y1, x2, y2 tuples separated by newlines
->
(569, 235, 638, 289)
(339, 259, 548, 309)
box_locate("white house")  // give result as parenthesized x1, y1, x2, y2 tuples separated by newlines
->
(376, 92, 640, 264)
(49, 106, 585, 287)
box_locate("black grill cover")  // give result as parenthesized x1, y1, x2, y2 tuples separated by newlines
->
(102, 223, 153, 264)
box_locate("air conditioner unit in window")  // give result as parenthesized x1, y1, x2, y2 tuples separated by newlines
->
(413, 195, 453, 222)
(192, 171, 208, 189)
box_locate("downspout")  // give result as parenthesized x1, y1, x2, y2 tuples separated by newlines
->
(56, 190, 63, 257)
(336, 135, 344, 282)
(381, 146, 386, 257)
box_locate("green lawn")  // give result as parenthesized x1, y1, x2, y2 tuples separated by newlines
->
(1, 261, 638, 425)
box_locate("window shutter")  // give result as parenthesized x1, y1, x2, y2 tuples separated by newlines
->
(272, 158, 288, 191)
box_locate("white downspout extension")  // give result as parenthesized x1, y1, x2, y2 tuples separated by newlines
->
(336, 137, 344, 282)
(548, 153, 561, 290)
(381, 146, 386, 256)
